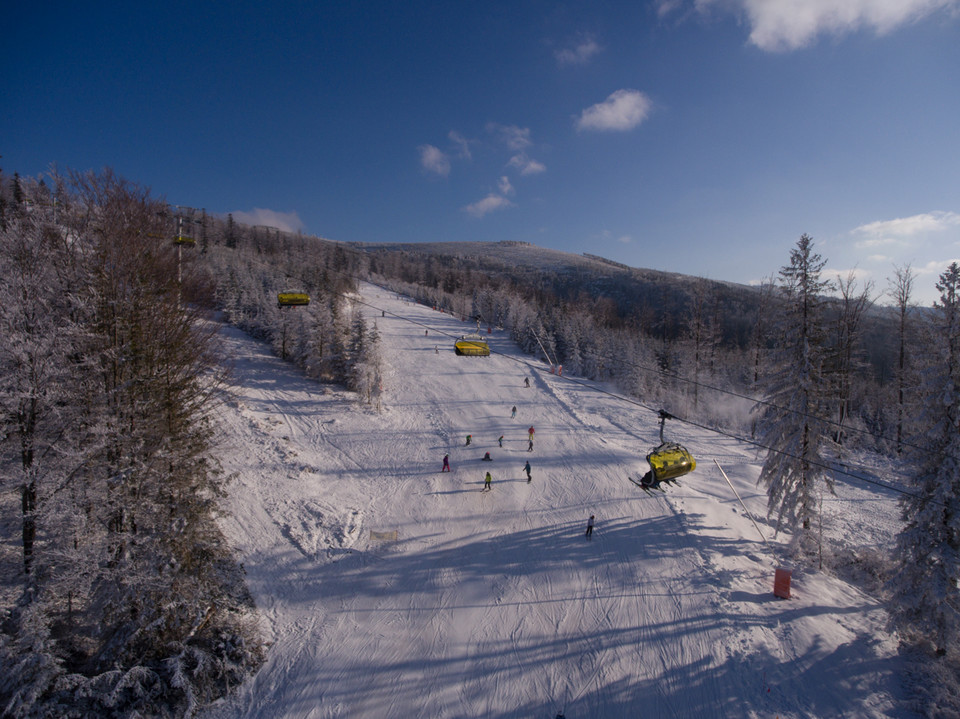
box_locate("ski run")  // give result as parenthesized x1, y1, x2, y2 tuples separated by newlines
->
(204, 283, 906, 719)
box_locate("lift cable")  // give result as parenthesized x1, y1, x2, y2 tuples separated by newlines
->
(273, 261, 941, 507)
(349, 290, 939, 509)
(346, 270, 932, 459)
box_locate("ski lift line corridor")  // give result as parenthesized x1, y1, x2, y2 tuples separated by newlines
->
(209, 282, 905, 718)
(354, 286, 916, 507)
(345, 272, 921, 461)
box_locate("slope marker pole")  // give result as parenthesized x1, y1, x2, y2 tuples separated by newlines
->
(714, 459, 767, 546)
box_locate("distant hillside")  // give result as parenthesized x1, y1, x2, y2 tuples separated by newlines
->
(350, 239, 762, 345)
(351, 239, 737, 286)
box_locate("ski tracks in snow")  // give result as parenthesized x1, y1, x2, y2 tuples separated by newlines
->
(204, 285, 908, 719)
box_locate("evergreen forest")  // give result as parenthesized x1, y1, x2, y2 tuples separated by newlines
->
(1, 168, 957, 717)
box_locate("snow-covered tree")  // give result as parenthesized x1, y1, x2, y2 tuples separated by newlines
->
(683, 279, 721, 410)
(0, 207, 87, 576)
(887, 264, 916, 456)
(350, 314, 384, 408)
(829, 270, 873, 446)
(0, 169, 264, 717)
(755, 234, 835, 555)
(891, 261, 960, 657)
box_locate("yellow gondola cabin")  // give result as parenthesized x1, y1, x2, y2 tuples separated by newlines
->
(454, 334, 490, 356)
(277, 292, 310, 308)
(646, 443, 696, 482)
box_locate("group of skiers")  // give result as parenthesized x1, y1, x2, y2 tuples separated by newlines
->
(443, 385, 538, 490)
(449, 427, 534, 489)
(440, 377, 597, 539)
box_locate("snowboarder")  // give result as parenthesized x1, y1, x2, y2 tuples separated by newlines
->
(527, 439, 533, 452)
(523, 460, 531, 482)
(498, 435, 504, 447)
(511, 406, 517, 419)
(585, 515, 595, 539)
(483, 471, 492, 491)
(465, 434, 472, 446)
(524, 377, 530, 388)
(482, 451, 492, 461)
(442, 454, 450, 472)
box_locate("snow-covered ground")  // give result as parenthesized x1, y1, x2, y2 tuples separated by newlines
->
(203, 283, 908, 719)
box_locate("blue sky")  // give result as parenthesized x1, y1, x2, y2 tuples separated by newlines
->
(4, 1, 959, 304)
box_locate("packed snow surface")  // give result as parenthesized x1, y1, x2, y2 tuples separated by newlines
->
(204, 283, 908, 719)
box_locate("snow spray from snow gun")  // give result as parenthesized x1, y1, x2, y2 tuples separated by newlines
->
(531, 331, 558, 372)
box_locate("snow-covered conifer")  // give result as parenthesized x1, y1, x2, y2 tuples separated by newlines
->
(891, 262, 960, 657)
(755, 234, 835, 556)
(0, 170, 264, 717)
(354, 317, 384, 407)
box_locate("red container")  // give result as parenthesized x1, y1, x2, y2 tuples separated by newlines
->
(774, 568, 792, 599)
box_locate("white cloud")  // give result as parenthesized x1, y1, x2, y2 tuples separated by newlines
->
(854, 210, 960, 238)
(916, 257, 960, 278)
(655, 0, 685, 18)
(852, 210, 960, 247)
(555, 35, 603, 67)
(232, 208, 304, 233)
(617, 234, 632, 244)
(670, 0, 960, 51)
(825, 266, 874, 287)
(448, 130, 472, 160)
(746, 0, 958, 51)
(507, 153, 547, 175)
(497, 176, 514, 196)
(487, 123, 533, 151)
(855, 235, 902, 249)
(576, 89, 652, 132)
(418, 144, 451, 177)
(463, 193, 514, 218)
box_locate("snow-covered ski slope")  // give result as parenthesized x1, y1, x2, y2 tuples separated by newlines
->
(205, 283, 907, 719)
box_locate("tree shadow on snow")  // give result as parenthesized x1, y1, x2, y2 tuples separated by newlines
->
(239, 512, 903, 718)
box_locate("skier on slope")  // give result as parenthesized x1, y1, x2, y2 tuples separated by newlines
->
(442, 454, 450, 472)
(528, 426, 535, 440)
(511, 406, 517, 419)
(524, 377, 530, 388)
(498, 435, 504, 447)
(585, 515, 595, 539)
(483, 471, 492, 491)
(523, 460, 531, 482)
(465, 434, 472, 446)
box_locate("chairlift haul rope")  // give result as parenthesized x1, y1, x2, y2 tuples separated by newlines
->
(305, 279, 930, 507)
